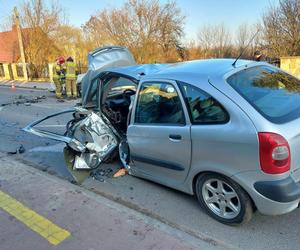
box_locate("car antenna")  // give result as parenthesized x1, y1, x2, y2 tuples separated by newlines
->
(232, 28, 260, 68)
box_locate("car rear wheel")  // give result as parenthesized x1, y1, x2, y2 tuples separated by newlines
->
(195, 173, 253, 225)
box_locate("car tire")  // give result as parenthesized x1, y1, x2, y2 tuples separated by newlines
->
(195, 173, 253, 225)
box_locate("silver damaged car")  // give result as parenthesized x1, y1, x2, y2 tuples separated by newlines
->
(24, 46, 300, 225)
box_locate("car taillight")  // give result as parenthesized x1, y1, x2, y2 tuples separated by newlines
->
(258, 132, 290, 174)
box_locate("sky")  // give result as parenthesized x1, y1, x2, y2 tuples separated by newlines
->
(0, 0, 279, 41)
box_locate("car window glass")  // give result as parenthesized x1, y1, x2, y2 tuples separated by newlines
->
(85, 78, 98, 108)
(104, 77, 136, 98)
(180, 82, 228, 124)
(227, 66, 300, 123)
(135, 82, 185, 125)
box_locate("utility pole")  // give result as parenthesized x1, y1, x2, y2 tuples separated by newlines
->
(13, 6, 28, 81)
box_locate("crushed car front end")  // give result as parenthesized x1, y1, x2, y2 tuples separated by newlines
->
(23, 107, 121, 182)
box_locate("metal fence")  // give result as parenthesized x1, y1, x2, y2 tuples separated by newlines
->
(16, 64, 24, 77)
(27, 64, 49, 80)
(0, 64, 4, 77)
(0, 63, 88, 81)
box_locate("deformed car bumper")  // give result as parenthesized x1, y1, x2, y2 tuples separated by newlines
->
(232, 171, 300, 216)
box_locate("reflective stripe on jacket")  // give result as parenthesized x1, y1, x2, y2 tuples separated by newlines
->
(65, 61, 76, 79)
(53, 64, 61, 80)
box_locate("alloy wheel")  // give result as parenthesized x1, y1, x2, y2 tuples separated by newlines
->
(202, 178, 241, 219)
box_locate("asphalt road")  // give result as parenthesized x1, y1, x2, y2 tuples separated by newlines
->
(1, 86, 300, 250)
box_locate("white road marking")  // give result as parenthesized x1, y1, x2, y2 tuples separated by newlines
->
(36, 125, 66, 128)
(29, 143, 66, 152)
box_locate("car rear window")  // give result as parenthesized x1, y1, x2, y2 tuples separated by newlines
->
(227, 66, 300, 124)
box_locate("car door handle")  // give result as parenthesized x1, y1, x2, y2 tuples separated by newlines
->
(169, 134, 182, 141)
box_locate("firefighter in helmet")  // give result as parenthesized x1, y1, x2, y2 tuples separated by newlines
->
(65, 56, 77, 98)
(53, 56, 65, 99)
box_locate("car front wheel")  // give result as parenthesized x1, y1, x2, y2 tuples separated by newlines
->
(195, 173, 253, 225)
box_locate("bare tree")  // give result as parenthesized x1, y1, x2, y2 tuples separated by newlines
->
(19, 0, 66, 77)
(55, 25, 92, 69)
(236, 23, 250, 53)
(235, 23, 262, 59)
(185, 40, 202, 60)
(22, 0, 66, 35)
(197, 25, 215, 58)
(262, 0, 300, 57)
(197, 23, 232, 58)
(83, 0, 185, 63)
(214, 24, 232, 57)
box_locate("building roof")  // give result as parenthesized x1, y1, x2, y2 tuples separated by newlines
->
(0, 25, 31, 63)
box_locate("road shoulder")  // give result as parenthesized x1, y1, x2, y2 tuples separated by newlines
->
(0, 153, 222, 250)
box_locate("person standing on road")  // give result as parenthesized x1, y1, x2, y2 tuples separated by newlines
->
(65, 57, 77, 99)
(53, 56, 65, 99)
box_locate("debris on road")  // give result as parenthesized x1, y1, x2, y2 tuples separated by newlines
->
(7, 144, 25, 155)
(113, 168, 127, 178)
(18, 144, 26, 154)
(0, 95, 47, 107)
(7, 150, 17, 155)
(90, 167, 114, 182)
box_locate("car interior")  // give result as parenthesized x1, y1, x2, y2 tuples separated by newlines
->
(101, 76, 137, 135)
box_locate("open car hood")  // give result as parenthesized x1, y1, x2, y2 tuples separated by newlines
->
(81, 46, 136, 103)
(88, 46, 136, 71)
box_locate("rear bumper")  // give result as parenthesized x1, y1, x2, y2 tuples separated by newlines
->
(254, 177, 300, 203)
(232, 171, 300, 215)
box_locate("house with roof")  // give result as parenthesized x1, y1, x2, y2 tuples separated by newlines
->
(0, 25, 30, 63)
(0, 25, 60, 81)
(0, 25, 32, 80)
